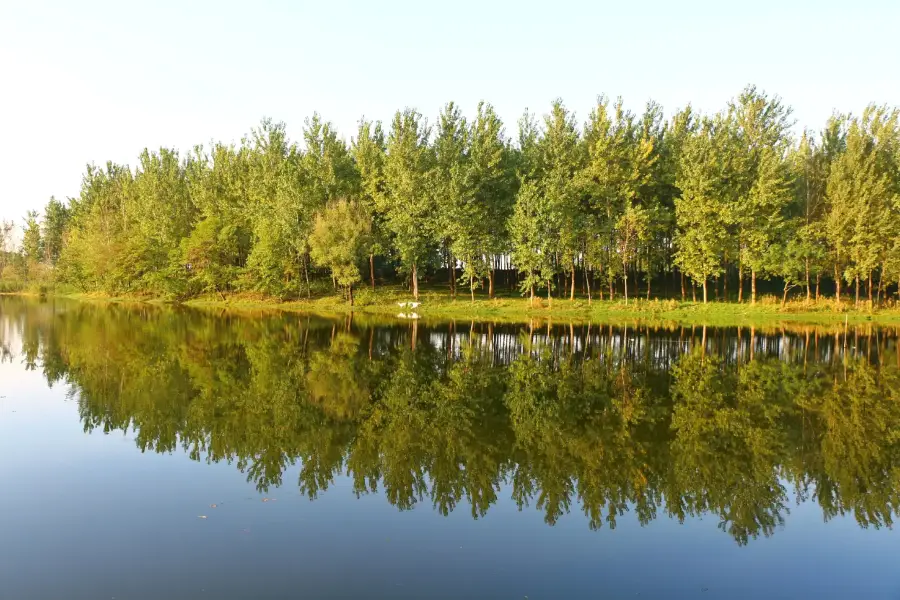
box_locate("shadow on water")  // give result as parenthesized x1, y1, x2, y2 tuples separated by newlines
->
(2, 296, 899, 547)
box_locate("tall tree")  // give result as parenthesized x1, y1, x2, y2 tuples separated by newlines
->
(674, 119, 727, 303)
(41, 197, 70, 266)
(381, 109, 434, 300)
(539, 99, 583, 300)
(730, 86, 794, 303)
(352, 119, 387, 290)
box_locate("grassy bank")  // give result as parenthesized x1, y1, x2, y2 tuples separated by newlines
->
(29, 285, 900, 326)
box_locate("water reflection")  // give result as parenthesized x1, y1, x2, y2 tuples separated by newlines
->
(2, 297, 899, 546)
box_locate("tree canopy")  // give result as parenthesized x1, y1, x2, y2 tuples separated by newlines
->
(5, 86, 899, 305)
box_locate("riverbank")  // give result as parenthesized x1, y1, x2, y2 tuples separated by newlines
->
(19, 286, 900, 326)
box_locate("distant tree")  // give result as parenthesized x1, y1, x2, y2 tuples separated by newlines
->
(22, 211, 43, 265)
(41, 197, 70, 266)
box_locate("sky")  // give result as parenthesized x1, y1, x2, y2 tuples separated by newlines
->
(1, 0, 898, 229)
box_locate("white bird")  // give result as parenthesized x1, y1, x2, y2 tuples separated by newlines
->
(408, 302, 420, 309)
(398, 301, 408, 308)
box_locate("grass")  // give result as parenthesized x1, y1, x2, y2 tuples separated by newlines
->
(35, 284, 900, 327)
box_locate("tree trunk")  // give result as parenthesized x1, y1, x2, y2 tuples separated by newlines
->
(868, 271, 873, 306)
(369, 254, 375, 290)
(412, 262, 419, 301)
(815, 273, 821, 301)
(489, 268, 495, 299)
(680, 272, 686, 301)
(805, 259, 811, 302)
(530, 284, 535, 307)
(738, 262, 743, 303)
(692, 281, 696, 303)
(470, 275, 475, 304)
(781, 283, 789, 308)
(570, 263, 575, 301)
(609, 277, 614, 302)
(304, 254, 311, 299)
(349, 284, 354, 306)
(723, 268, 728, 302)
(547, 281, 552, 309)
(702, 279, 708, 304)
(624, 271, 629, 305)
(647, 272, 651, 300)
(835, 266, 841, 303)
(586, 265, 592, 305)
(751, 269, 757, 305)
(449, 255, 456, 298)
(855, 275, 859, 307)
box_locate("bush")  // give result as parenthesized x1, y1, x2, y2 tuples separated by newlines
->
(353, 287, 376, 307)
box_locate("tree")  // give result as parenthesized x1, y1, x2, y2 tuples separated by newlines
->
(41, 197, 70, 266)
(352, 119, 388, 290)
(617, 204, 650, 304)
(730, 86, 794, 304)
(468, 102, 515, 298)
(431, 102, 472, 299)
(789, 131, 828, 301)
(825, 113, 889, 305)
(381, 109, 434, 300)
(22, 211, 43, 266)
(308, 199, 371, 305)
(509, 179, 555, 305)
(539, 99, 583, 300)
(0, 220, 13, 275)
(674, 119, 727, 303)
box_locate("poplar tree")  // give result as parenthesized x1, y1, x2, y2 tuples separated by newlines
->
(539, 99, 583, 300)
(674, 119, 726, 303)
(432, 102, 471, 298)
(352, 119, 387, 289)
(468, 102, 514, 298)
(382, 109, 434, 300)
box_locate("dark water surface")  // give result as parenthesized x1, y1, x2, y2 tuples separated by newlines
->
(1, 297, 900, 599)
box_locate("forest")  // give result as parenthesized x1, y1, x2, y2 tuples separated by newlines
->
(2, 85, 899, 306)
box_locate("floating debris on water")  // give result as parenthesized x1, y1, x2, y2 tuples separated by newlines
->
(198, 515, 208, 519)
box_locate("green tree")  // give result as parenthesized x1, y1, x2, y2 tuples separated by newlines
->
(509, 179, 555, 305)
(617, 204, 650, 304)
(22, 210, 43, 269)
(308, 199, 371, 305)
(381, 109, 434, 300)
(41, 197, 70, 266)
(674, 119, 727, 303)
(352, 119, 388, 290)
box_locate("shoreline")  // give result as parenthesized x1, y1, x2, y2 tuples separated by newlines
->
(7, 289, 900, 326)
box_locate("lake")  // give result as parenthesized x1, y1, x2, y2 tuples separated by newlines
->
(1, 297, 899, 599)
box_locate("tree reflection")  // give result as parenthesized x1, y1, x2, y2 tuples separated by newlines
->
(2, 296, 899, 545)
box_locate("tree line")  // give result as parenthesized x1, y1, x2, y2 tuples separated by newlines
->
(5, 85, 899, 305)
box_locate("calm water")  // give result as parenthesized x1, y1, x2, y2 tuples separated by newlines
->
(1, 298, 900, 599)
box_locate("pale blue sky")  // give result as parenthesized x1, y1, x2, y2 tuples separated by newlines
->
(1, 0, 897, 225)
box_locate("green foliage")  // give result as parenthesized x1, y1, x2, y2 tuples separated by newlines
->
(308, 199, 372, 303)
(6, 89, 900, 306)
